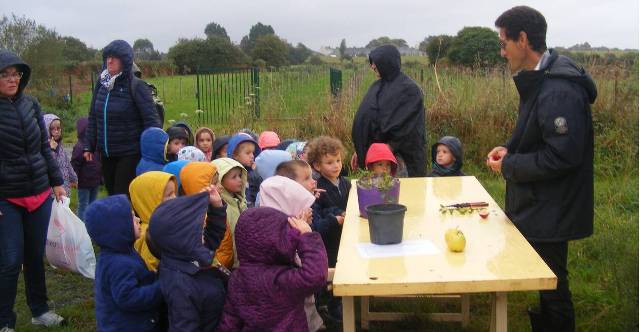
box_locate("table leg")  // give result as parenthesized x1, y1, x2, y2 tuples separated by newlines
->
(490, 292, 507, 332)
(343, 296, 355, 332)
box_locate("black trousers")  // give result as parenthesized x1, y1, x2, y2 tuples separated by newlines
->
(529, 241, 575, 332)
(101, 154, 140, 196)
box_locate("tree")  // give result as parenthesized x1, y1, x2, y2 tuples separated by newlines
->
(0, 14, 40, 56)
(423, 35, 454, 65)
(61, 36, 94, 62)
(133, 38, 161, 61)
(204, 22, 229, 41)
(168, 36, 249, 74)
(252, 34, 289, 67)
(339, 39, 347, 59)
(366, 37, 408, 49)
(22, 28, 65, 85)
(240, 22, 275, 54)
(288, 43, 312, 65)
(447, 27, 501, 68)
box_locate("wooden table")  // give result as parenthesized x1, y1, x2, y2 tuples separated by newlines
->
(332, 177, 557, 331)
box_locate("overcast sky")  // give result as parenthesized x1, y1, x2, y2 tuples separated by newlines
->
(3, 0, 638, 52)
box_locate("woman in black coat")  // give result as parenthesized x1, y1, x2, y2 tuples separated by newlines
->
(351, 45, 427, 177)
(0, 50, 66, 330)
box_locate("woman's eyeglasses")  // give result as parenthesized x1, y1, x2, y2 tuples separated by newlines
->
(0, 72, 24, 80)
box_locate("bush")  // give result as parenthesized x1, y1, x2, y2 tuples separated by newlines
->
(447, 27, 502, 68)
(168, 37, 249, 73)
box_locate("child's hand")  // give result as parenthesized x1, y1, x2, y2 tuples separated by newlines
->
(297, 208, 313, 225)
(49, 138, 58, 150)
(201, 185, 223, 207)
(336, 215, 345, 225)
(313, 188, 326, 199)
(288, 216, 312, 234)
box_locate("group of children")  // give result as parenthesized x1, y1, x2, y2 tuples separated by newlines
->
(44, 114, 465, 331)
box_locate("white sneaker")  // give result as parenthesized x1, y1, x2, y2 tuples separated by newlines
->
(31, 311, 64, 327)
(0, 327, 16, 332)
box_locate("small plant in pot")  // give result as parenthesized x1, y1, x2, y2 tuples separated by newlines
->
(355, 170, 401, 218)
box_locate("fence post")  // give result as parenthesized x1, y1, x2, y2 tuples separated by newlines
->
(251, 67, 260, 118)
(330, 67, 342, 97)
(68, 76, 73, 105)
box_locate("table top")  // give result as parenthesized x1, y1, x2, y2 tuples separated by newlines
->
(332, 176, 557, 297)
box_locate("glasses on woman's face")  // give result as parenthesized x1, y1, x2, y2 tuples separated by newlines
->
(0, 71, 23, 81)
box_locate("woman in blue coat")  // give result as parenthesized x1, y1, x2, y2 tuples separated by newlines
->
(83, 40, 161, 196)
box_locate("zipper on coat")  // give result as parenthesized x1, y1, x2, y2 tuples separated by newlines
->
(103, 91, 111, 157)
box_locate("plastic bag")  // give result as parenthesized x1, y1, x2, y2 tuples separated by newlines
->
(46, 197, 96, 279)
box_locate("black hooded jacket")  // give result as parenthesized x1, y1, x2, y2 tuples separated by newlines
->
(428, 136, 464, 177)
(501, 49, 597, 242)
(352, 45, 426, 177)
(0, 50, 63, 198)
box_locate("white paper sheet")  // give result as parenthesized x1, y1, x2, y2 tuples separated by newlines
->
(356, 240, 440, 259)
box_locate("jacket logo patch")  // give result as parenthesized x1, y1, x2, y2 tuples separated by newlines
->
(554, 117, 568, 134)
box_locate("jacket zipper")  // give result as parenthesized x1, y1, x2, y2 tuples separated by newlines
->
(103, 91, 111, 157)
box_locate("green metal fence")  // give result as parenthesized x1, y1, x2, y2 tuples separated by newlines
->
(195, 66, 343, 124)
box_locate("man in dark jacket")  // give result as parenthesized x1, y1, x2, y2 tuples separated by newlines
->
(487, 6, 597, 332)
(84, 40, 161, 196)
(352, 44, 426, 177)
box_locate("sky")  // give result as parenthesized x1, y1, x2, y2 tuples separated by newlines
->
(2, 0, 638, 52)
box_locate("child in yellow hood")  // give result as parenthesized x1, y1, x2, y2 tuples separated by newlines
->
(129, 171, 177, 271)
(211, 158, 247, 268)
(179, 162, 234, 269)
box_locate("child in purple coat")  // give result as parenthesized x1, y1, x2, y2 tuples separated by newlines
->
(71, 117, 102, 221)
(217, 206, 328, 332)
(44, 114, 77, 198)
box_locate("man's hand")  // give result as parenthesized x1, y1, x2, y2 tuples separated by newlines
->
(53, 186, 66, 202)
(83, 152, 93, 162)
(288, 216, 312, 234)
(336, 215, 345, 225)
(486, 146, 508, 173)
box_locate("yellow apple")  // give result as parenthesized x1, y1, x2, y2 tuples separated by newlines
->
(445, 228, 466, 252)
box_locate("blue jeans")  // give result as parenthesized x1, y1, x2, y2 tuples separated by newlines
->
(77, 187, 99, 221)
(0, 197, 53, 328)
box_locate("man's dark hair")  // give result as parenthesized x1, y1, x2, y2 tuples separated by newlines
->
(495, 6, 547, 53)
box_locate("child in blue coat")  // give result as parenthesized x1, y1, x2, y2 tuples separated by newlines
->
(148, 189, 227, 331)
(85, 195, 163, 332)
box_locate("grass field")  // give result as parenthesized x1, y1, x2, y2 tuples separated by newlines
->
(16, 57, 638, 331)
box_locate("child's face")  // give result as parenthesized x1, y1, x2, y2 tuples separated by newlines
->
(370, 160, 392, 176)
(168, 138, 186, 154)
(314, 153, 342, 181)
(233, 142, 255, 167)
(197, 133, 213, 153)
(162, 180, 177, 202)
(436, 144, 456, 168)
(300, 146, 309, 162)
(49, 120, 62, 141)
(216, 144, 228, 159)
(132, 210, 141, 240)
(295, 165, 316, 193)
(221, 167, 244, 194)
